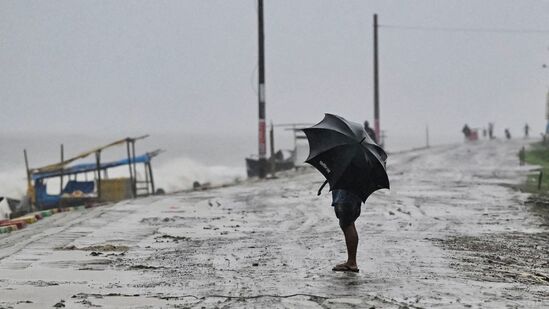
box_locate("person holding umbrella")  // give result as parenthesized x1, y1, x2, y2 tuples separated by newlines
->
(303, 114, 389, 273)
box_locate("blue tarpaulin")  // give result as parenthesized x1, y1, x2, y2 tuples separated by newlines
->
(32, 153, 153, 180)
(62, 181, 95, 194)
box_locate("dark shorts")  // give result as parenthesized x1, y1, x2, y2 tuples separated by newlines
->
(333, 202, 361, 228)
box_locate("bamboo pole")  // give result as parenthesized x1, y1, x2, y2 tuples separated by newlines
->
(95, 151, 101, 201)
(126, 140, 134, 198)
(131, 140, 137, 197)
(60, 144, 64, 193)
(147, 162, 155, 195)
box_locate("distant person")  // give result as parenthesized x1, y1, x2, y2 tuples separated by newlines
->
(482, 128, 487, 138)
(518, 146, 526, 165)
(488, 122, 494, 139)
(462, 124, 471, 139)
(364, 121, 377, 144)
(524, 123, 529, 139)
(505, 128, 511, 140)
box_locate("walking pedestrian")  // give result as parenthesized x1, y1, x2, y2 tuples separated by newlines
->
(304, 114, 389, 273)
(505, 128, 511, 140)
(488, 123, 494, 139)
(364, 121, 377, 144)
(462, 124, 471, 140)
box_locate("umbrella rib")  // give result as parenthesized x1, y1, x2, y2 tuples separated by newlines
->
(305, 143, 354, 163)
(303, 129, 357, 162)
(304, 127, 357, 143)
(324, 113, 359, 138)
(361, 142, 387, 157)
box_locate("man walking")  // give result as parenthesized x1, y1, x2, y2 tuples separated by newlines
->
(488, 122, 494, 139)
(303, 114, 389, 273)
(505, 128, 512, 140)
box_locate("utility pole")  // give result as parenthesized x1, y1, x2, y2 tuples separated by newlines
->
(257, 0, 268, 178)
(373, 14, 381, 145)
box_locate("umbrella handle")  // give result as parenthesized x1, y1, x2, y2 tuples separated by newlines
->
(317, 180, 329, 196)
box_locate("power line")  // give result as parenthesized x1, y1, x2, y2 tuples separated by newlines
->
(380, 24, 549, 34)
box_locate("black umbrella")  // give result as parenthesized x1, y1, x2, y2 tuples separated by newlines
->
(302, 113, 389, 202)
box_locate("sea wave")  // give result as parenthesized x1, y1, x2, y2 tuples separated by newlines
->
(0, 156, 245, 199)
(153, 157, 245, 192)
(0, 168, 27, 198)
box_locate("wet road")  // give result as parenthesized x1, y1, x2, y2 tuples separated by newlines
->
(0, 139, 547, 308)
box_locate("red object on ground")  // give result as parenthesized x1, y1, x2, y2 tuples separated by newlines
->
(0, 220, 27, 229)
(468, 130, 479, 141)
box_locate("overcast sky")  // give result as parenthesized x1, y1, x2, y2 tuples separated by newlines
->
(2, 0, 549, 145)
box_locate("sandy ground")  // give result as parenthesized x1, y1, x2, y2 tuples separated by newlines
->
(0, 139, 548, 308)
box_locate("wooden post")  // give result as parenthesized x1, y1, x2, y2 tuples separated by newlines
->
(538, 170, 543, 191)
(126, 140, 134, 198)
(60, 144, 64, 193)
(131, 140, 137, 197)
(269, 122, 275, 175)
(147, 162, 155, 195)
(23, 149, 31, 188)
(23, 149, 35, 210)
(144, 162, 150, 195)
(95, 151, 101, 200)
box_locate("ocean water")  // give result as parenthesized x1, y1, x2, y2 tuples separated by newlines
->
(0, 131, 458, 198)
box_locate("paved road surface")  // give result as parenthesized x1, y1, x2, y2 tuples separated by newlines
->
(1, 139, 547, 308)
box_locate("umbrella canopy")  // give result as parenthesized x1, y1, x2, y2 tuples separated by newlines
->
(302, 113, 389, 202)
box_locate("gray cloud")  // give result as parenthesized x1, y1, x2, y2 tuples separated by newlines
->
(1, 0, 548, 147)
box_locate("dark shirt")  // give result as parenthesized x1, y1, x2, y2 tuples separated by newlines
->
(331, 189, 362, 206)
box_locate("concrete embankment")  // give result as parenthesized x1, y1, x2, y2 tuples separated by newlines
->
(0, 139, 547, 308)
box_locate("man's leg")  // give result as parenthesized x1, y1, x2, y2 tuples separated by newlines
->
(342, 222, 358, 268)
(332, 203, 360, 272)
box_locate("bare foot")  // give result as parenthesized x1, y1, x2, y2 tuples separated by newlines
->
(332, 262, 359, 272)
